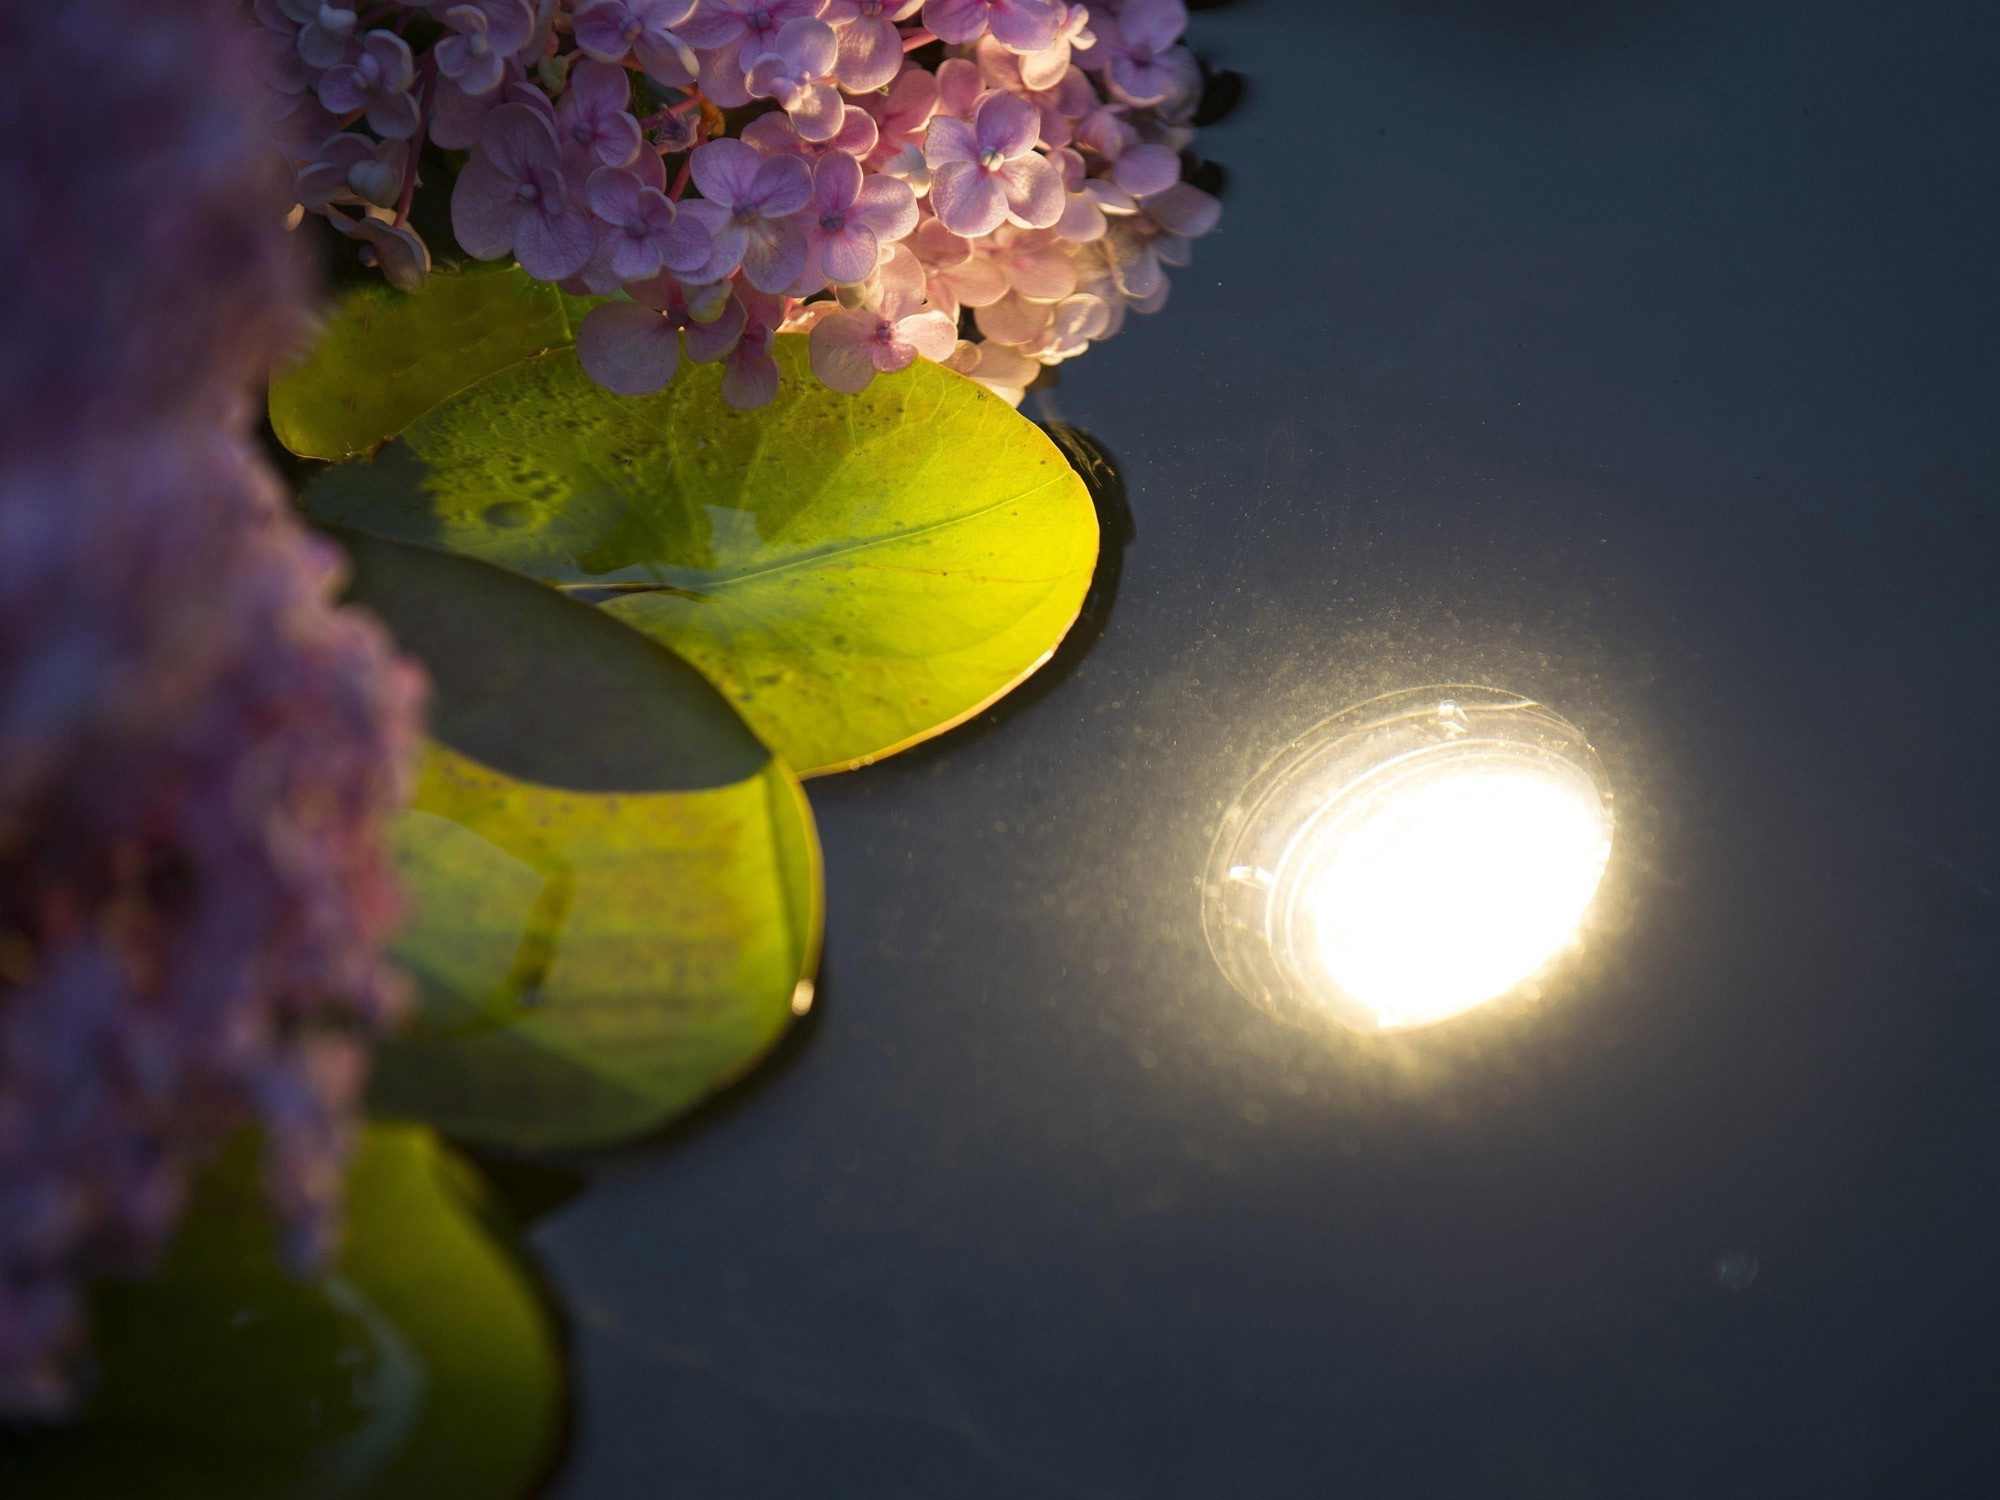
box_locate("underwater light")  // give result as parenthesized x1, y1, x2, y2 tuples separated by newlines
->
(1202, 687, 1614, 1033)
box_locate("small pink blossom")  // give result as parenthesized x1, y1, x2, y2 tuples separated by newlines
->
(720, 285, 789, 409)
(1076, 107, 1182, 198)
(743, 104, 880, 164)
(925, 90, 1063, 237)
(746, 17, 844, 143)
(797, 152, 918, 289)
(451, 103, 595, 281)
(942, 337, 1040, 405)
(687, 137, 814, 291)
(682, 0, 823, 107)
(572, 0, 700, 85)
(862, 67, 940, 169)
(808, 255, 957, 393)
(1014, 2, 1091, 91)
(923, 0, 1062, 54)
(1083, 0, 1200, 109)
(556, 57, 643, 172)
(822, 0, 924, 92)
(583, 165, 713, 290)
(577, 274, 747, 395)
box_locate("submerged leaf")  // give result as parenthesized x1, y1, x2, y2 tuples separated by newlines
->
(270, 266, 586, 461)
(0, 1127, 563, 1500)
(307, 334, 1098, 774)
(341, 534, 821, 1148)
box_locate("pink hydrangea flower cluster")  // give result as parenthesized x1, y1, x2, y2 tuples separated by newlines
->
(1, 0, 423, 1415)
(260, 0, 1222, 408)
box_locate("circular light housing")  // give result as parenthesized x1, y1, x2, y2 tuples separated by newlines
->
(1202, 687, 1614, 1033)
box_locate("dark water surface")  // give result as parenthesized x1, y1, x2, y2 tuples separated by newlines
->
(540, 2, 2000, 1494)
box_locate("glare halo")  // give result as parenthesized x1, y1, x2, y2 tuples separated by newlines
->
(1202, 687, 1615, 1033)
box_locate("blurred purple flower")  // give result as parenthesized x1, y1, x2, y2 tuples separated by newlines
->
(318, 30, 421, 139)
(436, 1, 536, 97)
(1084, 0, 1199, 108)
(2, 0, 420, 1416)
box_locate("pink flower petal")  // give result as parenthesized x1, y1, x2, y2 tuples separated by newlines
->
(578, 301, 681, 394)
(1119, 0, 1189, 53)
(679, 201, 747, 281)
(923, 113, 979, 169)
(723, 349, 782, 409)
(696, 35, 754, 107)
(739, 216, 808, 292)
(809, 309, 883, 393)
(974, 90, 1042, 159)
(931, 161, 1008, 237)
(790, 81, 847, 143)
(448, 152, 523, 260)
(750, 152, 814, 216)
(661, 213, 715, 276)
(479, 102, 561, 182)
(690, 137, 761, 207)
(1146, 181, 1221, 237)
(985, 0, 1063, 54)
(835, 16, 902, 92)
(820, 224, 880, 284)
(586, 166, 641, 222)
(997, 154, 1064, 229)
(514, 203, 595, 282)
(974, 291, 1051, 346)
(897, 308, 960, 363)
(851, 176, 918, 241)
(813, 152, 864, 214)
(686, 298, 749, 363)
(1113, 143, 1182, 200)
(778, 16, 838, 77)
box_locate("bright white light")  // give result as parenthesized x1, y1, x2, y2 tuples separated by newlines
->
(1202, 688, 1616, 1033)
(1298, 759, 1612, 1030)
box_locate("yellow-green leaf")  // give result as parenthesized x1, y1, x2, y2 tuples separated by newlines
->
(305, 334, 1098, 775)
(270, 266, 585, 461)
(340, 532, 821, 1148)
(0, 1126, 563, 1500)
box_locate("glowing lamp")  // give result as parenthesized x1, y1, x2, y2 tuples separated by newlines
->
(1202, 688, 1614, 1032)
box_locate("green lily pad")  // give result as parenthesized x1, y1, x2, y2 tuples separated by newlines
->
(341, 532, 821, 1149)
(0, 1126, 563, 1500)
(271, 266, 587, 461)
(303, 332, 1099, 775)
